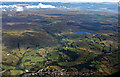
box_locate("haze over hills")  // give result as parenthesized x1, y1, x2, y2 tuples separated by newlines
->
(1, 2, 118, 13)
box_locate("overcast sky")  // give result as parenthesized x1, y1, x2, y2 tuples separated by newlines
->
(1, 0, 119, 2)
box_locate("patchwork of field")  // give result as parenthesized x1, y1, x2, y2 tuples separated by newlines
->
(2, 9, 119, 76)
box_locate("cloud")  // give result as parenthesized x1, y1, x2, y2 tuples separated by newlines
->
(0, 5, 24, 11)
(2, 9, 6, 11)
(26, 5, 39, 9)
(0, 5, 18, 8)
(100, 8, 108, 10)
(16, 7, 23, 11)
(0, 3, 56, 11)
(26, 3, 56, 8)
(2, 0, 119, 2)
(90, 5, 94, 6)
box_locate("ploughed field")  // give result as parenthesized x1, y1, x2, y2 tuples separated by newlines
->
(2, 9, 119, 76)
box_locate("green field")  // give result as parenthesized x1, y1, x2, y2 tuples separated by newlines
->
(2, 9, 119, 76)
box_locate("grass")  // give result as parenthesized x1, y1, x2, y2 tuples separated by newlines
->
(2, 9, 119, 76)
(6, 22, 33, 26)
(58, 61, 85, 66)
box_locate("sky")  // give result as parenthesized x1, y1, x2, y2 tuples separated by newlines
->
(1, 0, 119, 2)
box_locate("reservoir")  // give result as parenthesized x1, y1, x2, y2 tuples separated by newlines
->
(76, 32, 97, 35)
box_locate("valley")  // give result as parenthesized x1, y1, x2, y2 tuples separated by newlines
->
(2, 9, 119, 76)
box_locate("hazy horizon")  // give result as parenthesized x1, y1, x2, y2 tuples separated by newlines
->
(1, 0, 119, 2)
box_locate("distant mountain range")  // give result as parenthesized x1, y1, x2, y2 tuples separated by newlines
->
(1, 2, 118, 13)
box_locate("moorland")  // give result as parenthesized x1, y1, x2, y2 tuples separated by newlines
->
(2, 9, 120, 76)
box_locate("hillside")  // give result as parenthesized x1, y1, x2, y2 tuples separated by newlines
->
(2, 9, 119, 76)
